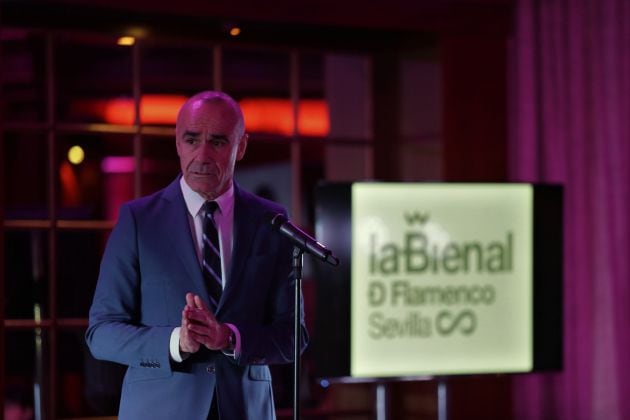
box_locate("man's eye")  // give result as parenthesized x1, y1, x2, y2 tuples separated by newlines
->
(185, 138, 198, 145)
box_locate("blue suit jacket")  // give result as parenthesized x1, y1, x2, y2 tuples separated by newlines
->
(86, 177, 308, 420)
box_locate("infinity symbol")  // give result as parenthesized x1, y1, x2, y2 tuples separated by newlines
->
(435, 310, 476, 336)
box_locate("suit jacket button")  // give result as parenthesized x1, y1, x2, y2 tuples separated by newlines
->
(206, 366, 215, 374)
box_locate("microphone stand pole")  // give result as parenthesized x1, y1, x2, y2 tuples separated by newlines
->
(293, 247, 304, 420)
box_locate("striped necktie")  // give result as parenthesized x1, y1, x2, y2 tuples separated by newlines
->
(202, 201, 223, 309)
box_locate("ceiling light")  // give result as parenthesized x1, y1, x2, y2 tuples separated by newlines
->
(117, 36, 135, 46)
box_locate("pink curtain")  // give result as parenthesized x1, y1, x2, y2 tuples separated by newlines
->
(509, 0, 630, 419)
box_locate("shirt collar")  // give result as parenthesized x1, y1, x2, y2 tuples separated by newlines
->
(180, 176, 234, 218)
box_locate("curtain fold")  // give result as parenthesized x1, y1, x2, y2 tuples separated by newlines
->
(509, 0, 630, 419)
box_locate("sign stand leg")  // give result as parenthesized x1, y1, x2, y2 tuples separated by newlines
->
(375, 382, 389, 420)
(437, 378, 448, 420)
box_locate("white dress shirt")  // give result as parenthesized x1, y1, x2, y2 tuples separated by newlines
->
(169, 177, 241, 362)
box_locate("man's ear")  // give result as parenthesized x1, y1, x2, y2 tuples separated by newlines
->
(236, 133, 248, 161)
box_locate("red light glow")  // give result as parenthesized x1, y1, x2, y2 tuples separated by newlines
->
(59, 161, 80, 207)
(104, 94, 187, 125)
(239, 98, 330, 137)
(76, 95, 330, 137)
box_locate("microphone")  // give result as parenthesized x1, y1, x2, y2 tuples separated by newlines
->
(270, 214, 340, 266)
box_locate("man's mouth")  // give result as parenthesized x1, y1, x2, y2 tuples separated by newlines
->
(190, 169, 215, 176)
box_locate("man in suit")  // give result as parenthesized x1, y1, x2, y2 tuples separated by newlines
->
(86, 91, 308, 420)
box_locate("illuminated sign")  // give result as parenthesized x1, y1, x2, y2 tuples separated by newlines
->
(350, 183, 535, 376)
(313, 182, 562, 379)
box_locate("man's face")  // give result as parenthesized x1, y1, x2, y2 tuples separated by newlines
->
(175, 99, 248, 200)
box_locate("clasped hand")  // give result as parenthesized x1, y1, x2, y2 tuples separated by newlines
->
(179, 292, 231, 354)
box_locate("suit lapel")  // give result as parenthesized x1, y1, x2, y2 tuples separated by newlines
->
(218, 185, 259, 314)
(162, 177, 210, 303)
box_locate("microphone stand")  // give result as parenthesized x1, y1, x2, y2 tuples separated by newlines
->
(293, 247, 304, 420)
(271, 212, 338, 420)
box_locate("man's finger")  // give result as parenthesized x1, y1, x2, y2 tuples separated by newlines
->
(186, 329, 210, 347)
(180, 309, 201, 354)
(186, 321, 211, 336)
(193, 294, 210, 312)
(186, 292, 195, 308)
(184, 306, 211, 324)
(185, 313, 210, 327)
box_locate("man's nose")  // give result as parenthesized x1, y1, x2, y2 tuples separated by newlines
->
(197, 142, 215, 159)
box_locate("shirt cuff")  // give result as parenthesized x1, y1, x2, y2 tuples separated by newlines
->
(170, 327, 189, 362)
(223, 323, 241, 358)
